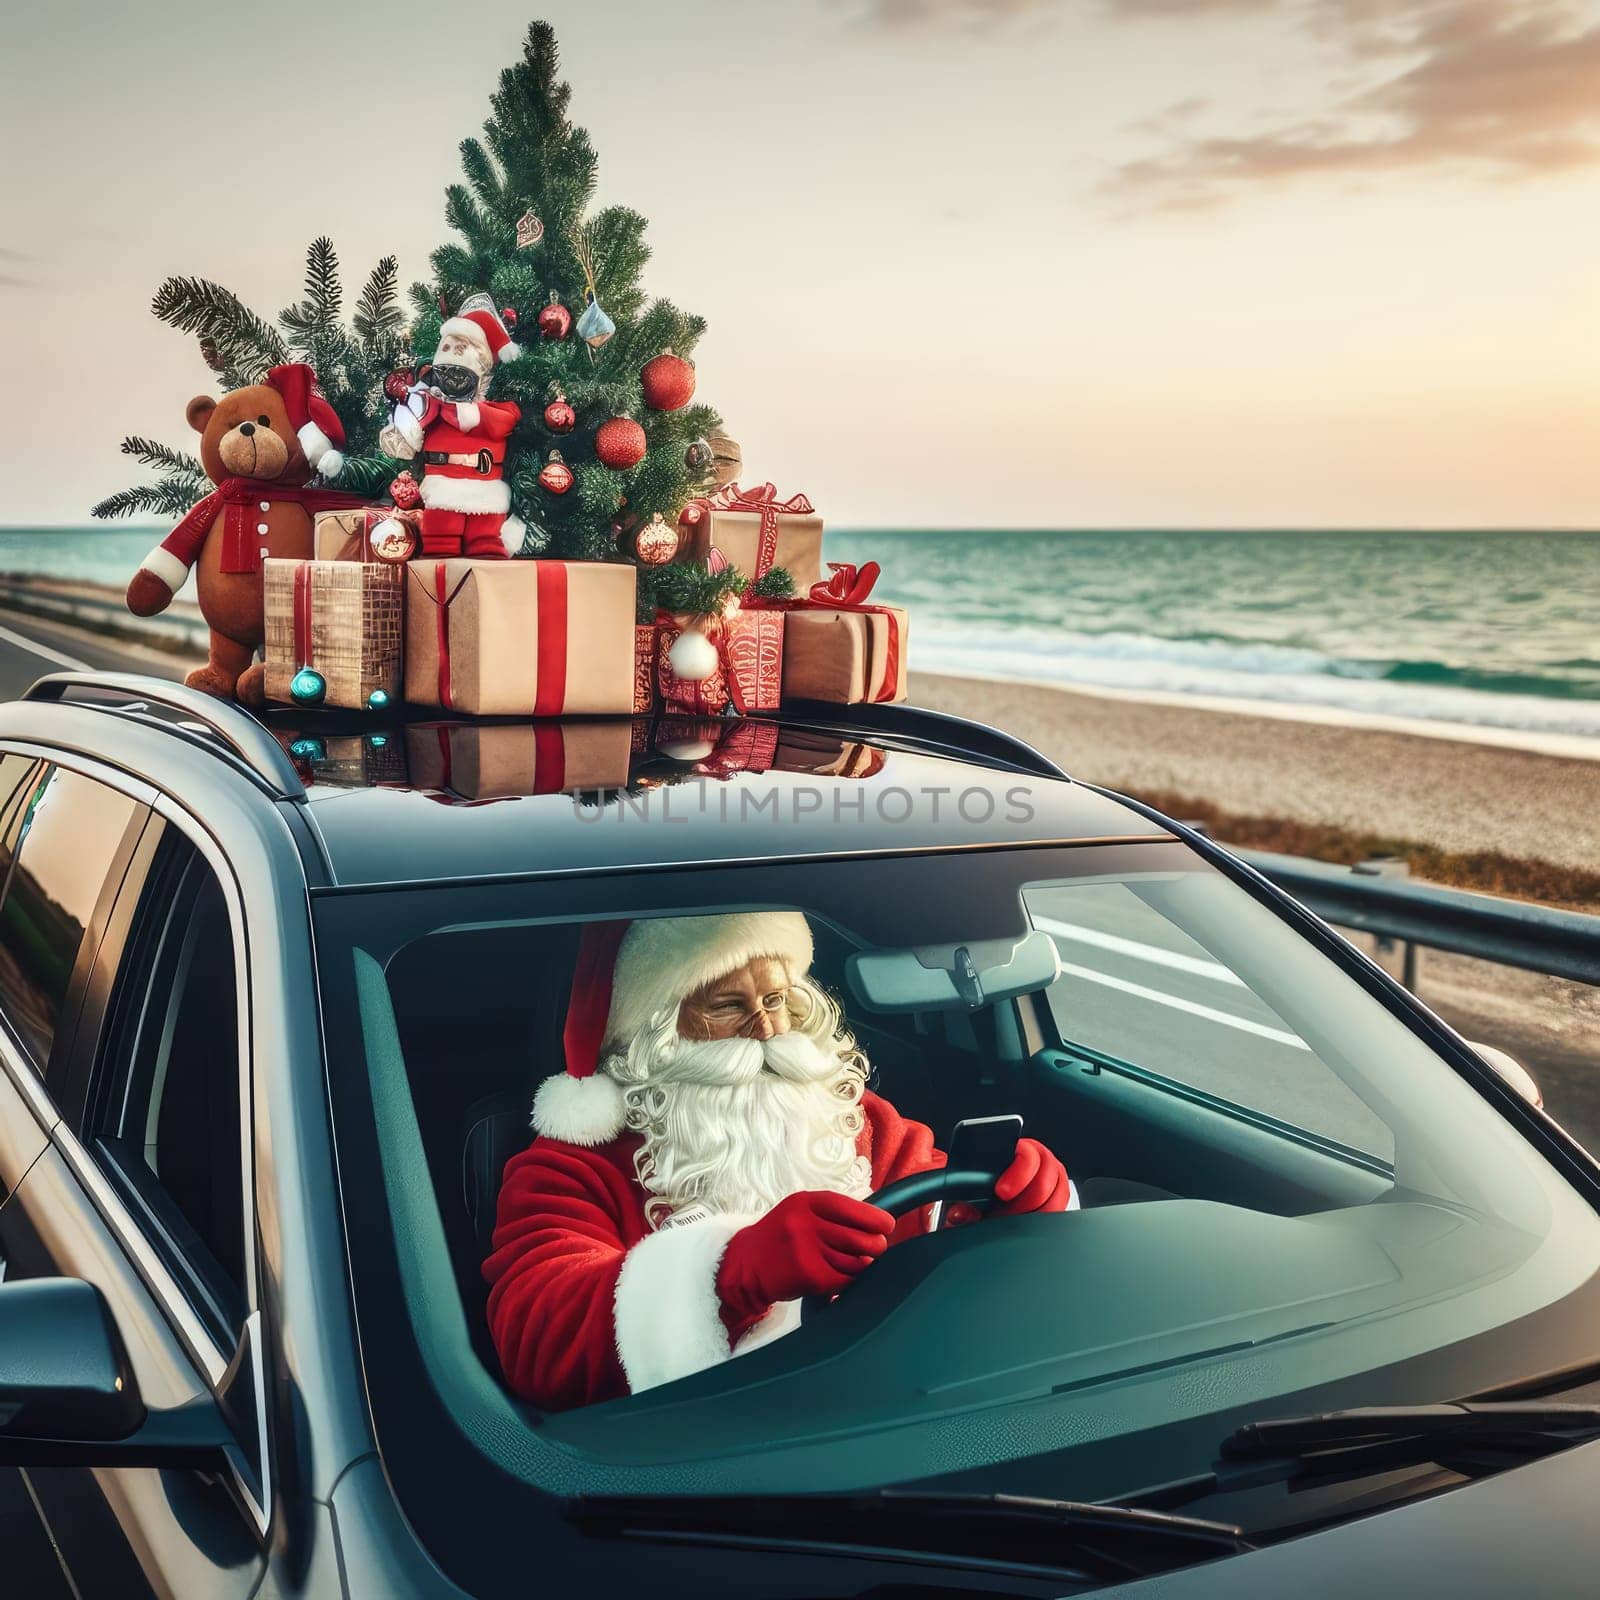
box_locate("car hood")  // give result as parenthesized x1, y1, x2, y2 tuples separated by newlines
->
(1101, 1435, 1600, 1597)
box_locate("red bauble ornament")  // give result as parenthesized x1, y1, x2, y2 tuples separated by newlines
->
(634, 513, 680, 566)
(640, 351, 696, 411)
(543, 393, 576, 433)
(537, 300, 572, 341)
(383, 367, 416, 403)
(388, 470, 422, 509)
(595, 416, 648, 470)
(538, 451, 574, 495)
(678, 501, 705, 528)
(501, 305, 519, 328)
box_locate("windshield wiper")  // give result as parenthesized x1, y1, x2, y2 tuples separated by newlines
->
(567, 1488, 1254, 1585)
(1118, 1402, 1600, 1515)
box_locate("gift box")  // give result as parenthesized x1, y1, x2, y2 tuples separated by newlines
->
(404, 559, 636, 716)
(773, 729, 886, 779)
(765, 562, 907, 706)
(656, 606, 785, 716)
(263, 558, 403, 710)
(675, 482, 823, 590)
(314, 507, 421, 564)
(406, 720, 632, 800)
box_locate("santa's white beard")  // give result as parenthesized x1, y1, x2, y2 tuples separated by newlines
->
(617, 1030, 872, 1227)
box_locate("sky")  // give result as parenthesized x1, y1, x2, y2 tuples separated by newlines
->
(3, 0, 1599, 529)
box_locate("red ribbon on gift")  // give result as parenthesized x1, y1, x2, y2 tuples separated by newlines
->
(747, 561, 903, 704)
(422, 562, 571, 714)
(712, 482, 815, 580)
(293, 560, 315, 669)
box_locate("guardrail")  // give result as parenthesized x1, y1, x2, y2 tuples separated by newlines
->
(1238, 848, 1600, 987)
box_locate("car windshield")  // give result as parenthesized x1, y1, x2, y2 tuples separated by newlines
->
(312, 838, 1600, 1566)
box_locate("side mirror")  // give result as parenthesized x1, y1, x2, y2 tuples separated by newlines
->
(1470, 1040, 1544, 1110)
(0, 1278, 230, 1469)
(847, 931, 1063, 1014)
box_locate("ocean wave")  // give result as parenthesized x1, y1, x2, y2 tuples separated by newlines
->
(909, 623, 1600, 737)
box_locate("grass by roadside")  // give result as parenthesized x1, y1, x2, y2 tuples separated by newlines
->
(1134, 788, 1600, 912)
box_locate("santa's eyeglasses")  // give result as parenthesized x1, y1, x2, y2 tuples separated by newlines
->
(691, 983, 815, 1037)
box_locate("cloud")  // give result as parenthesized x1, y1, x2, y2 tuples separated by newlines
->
(1103, 1, 1600, 211)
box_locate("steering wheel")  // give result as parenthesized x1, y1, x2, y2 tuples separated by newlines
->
(798, 1162, 1013, 1323)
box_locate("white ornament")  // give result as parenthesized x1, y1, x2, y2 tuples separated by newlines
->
(667, 626, 719, 683)
(657, 736, 719, 762)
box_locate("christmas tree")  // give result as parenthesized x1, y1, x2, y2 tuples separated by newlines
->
(95, 19, 735, 616)
(407, 19, 721, 575)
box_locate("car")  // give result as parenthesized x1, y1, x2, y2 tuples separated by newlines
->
(1, 669, 1599, 1600)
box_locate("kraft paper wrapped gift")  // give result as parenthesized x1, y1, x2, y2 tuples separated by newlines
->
(405, 720, 632, 799)
(404, 559, 636, 716)
(314, 507, 420, 563)
(675, 483, 823, 589)
(263, 558, 403, 710)
(778, 604, 907, 705)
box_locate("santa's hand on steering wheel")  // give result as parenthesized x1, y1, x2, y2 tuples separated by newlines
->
(991, 1138, 1073, 1216)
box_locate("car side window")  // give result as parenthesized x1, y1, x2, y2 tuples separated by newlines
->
(0, 763, 144, 1082)
(85, 831, 248, 1347)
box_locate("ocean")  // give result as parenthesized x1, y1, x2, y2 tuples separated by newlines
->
(4, 526, 1598, 743)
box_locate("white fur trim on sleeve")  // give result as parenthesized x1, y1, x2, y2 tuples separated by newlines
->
(1066, 1177, 1081, 1213)
(613, 1212, 752, 1394)
(531, 1071, 627, 1147)
(317, 447, 344, 479)
(141, 546, 190, 593)
(297, 420, 334, 465)
(452, 401, 481, 433)
(499, 515, 526, 557)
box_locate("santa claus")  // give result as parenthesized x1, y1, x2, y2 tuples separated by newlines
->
(385, 292, 524, 559)
(484, 913, 1076, 1412)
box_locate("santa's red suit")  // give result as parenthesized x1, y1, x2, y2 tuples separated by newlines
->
(483, 914, 1075, 1413)
(410, 393, 523, 558)
(484, 1090, 953, 1411)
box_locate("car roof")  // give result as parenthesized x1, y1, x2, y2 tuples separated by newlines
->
(280, 712, 1171, 889)
(10, 674, 1173, 891)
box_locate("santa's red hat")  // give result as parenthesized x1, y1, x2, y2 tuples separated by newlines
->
(265, 363, 346, 479)
(532, 912, 815, 1146)
(441, 292, 522, 367)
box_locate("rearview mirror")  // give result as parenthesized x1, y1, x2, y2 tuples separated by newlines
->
(0, 1278, 230, 1470)
(846, 931, 1062, 1014)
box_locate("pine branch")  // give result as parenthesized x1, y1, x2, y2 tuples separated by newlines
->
(152, 276, 286, 378)
(118, 436, 205, 479)
(353, 256, 404, 349)
(91, 478, 205, 521)
(305, 235, 341, 320)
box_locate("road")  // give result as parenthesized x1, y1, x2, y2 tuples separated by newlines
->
(0, 607, 189, 700)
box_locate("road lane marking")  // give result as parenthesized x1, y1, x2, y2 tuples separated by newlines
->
(1053, 958, 1313, 1050)
(1034, 915, 1245, 987)
(0, 620, 90, 672)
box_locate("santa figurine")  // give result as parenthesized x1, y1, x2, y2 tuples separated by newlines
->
(484, 913, 1076, 1411)
(384, 292, 525, 559)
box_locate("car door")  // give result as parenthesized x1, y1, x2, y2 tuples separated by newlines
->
(0, 755, 268, 1599)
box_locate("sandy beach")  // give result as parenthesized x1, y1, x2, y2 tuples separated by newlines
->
(911, 670, 1600, 895)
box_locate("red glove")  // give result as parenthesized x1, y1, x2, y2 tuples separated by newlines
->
(717, 1191, 895, 1325)
(992, 1138, 1072, 1215)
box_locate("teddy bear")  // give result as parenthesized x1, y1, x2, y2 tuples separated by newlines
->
(125, 363, 359, 704)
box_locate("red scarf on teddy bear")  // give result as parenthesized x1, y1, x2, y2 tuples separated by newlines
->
(171, 478, 369, 574)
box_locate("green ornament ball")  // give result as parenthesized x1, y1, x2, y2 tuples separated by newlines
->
(290, 668, 327, 707)
(367, 688, 391, 711)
